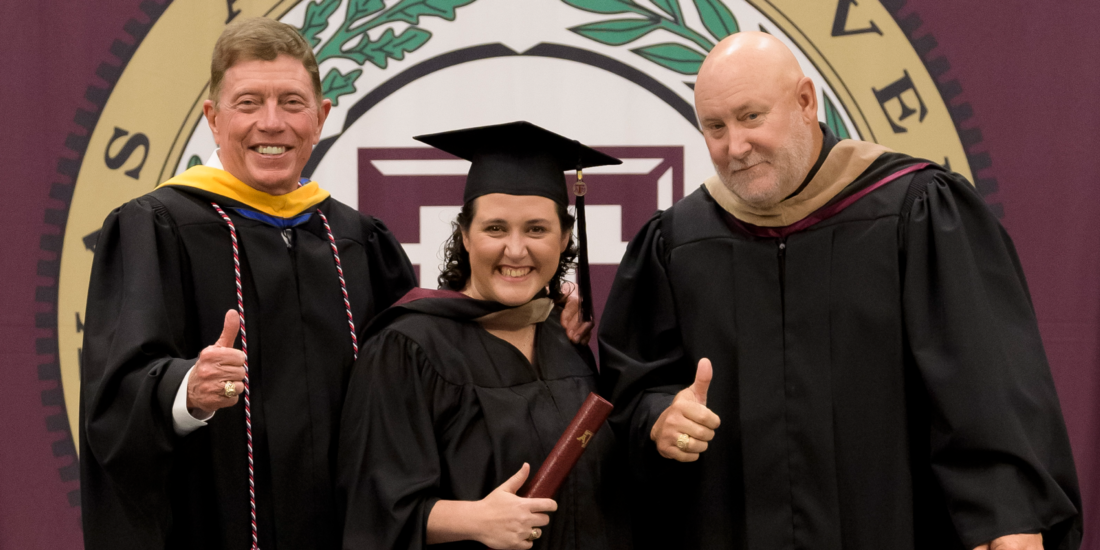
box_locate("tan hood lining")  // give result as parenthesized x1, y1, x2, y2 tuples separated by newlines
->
(704, 140, 891, 227)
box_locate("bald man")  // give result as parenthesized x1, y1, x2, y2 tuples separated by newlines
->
(598, 32, 1082, 550)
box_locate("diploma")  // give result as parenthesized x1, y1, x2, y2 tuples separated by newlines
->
(518, 392, 613, 499)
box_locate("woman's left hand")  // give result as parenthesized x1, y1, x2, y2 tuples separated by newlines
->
(973, 534, 1043, 550)
(560, 284, 593, 345)
(426, 463, 556, 549)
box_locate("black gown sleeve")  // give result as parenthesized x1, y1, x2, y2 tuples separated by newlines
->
(79, 196, 196, 549)
(338, 329, 443, 550)
(598, 213, 690, 474)
(362, 216, 417, 311)
(902, 172, 1083, 549)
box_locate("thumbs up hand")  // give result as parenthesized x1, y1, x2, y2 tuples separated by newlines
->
(650, 358, 721, 462)
(186, 309, 248, 417)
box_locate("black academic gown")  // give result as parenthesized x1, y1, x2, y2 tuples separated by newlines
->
(598, 146, 1083, 549)
(338, 290, 629, 550)
(80, 184, 416, 550)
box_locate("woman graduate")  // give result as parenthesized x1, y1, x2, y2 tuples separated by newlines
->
(337, 121, 629, 550)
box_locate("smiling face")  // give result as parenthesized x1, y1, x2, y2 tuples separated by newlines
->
(202, 54, 331, 195)
(695, 32, 820, 209)
(460, 194, 571, 307)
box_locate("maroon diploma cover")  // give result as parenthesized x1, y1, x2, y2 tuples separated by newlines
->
(518, 392, 613, 499)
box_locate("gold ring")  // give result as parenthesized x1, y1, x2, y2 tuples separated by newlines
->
(526, 528, 541, 541)
(676, 433, 691, 451)
(223, 380, 237, 398)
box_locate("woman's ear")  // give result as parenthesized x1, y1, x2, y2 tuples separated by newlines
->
(560, 229, 573, 253)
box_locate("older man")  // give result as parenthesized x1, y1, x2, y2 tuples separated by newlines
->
(599, 32, 1082, 550)
(78, 18, 417, 550)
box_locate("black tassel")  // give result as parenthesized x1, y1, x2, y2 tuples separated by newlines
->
(575, 192, 593, 322)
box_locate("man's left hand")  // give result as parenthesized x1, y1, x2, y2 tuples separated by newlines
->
(560, 283, 593, 345)
(974, 533, 1043, 550)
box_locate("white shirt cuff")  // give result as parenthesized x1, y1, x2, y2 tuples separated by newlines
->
(172, 365, 214, 436)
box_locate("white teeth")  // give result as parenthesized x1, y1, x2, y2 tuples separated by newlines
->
(255, 146, 285, 155)
(501, 267, 531, 277)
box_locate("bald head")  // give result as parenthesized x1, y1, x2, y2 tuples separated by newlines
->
(695, 32, 822, 209)
(698, 32, 805, 98)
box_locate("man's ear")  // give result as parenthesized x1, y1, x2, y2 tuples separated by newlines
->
(203, 99, 221, 146)
(315, 98, 332, 144)
(560, 229, 573, 254)
(796, 76, 817, 121)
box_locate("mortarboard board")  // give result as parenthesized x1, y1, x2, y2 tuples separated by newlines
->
(414, 121, 622, 321)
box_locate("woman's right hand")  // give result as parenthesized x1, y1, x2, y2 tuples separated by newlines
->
(472, 463, 557, 549)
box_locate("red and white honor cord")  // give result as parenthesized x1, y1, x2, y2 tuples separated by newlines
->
(316, 209, 358, 360)
(210, 203, 259, 550)
(211, 202, 358, 549)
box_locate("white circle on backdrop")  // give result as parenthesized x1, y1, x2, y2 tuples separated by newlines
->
(311, 55, 713, 209)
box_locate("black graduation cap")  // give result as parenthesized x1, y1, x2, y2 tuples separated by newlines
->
(414, 121, 622, 321)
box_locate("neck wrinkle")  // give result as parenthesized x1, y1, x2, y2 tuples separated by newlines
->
(782, 122, 836, 202)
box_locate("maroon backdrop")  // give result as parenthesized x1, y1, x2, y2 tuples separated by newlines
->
(1, 1, 1096, 548)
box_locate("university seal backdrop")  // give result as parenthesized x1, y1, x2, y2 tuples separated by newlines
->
(2, 1, 1098, 548)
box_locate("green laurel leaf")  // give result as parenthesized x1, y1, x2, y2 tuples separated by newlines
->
(299, 0, 341, 47)
(383, 0, 478, 24)
(378, 27, 432, 59)
(823, 94, 851, 139)
(569, 18, 661, 46)
(693, 0, 738, 40)
(346, 0, 386, 23)
(631, 42, 707, 74)
(562, 0, 642, 15)
(321, 67, 363, 106)
(345, 26, 432, 68)
(650, 0, 683, 23)
(187, 155, 202, 168)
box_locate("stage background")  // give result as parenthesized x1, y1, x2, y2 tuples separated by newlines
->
(1, 1, 1096, 548)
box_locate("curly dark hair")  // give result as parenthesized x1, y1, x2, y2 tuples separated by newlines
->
(438, 199, 578, 303)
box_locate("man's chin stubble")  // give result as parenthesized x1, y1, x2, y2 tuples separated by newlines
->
(718, 172, 785, 209)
